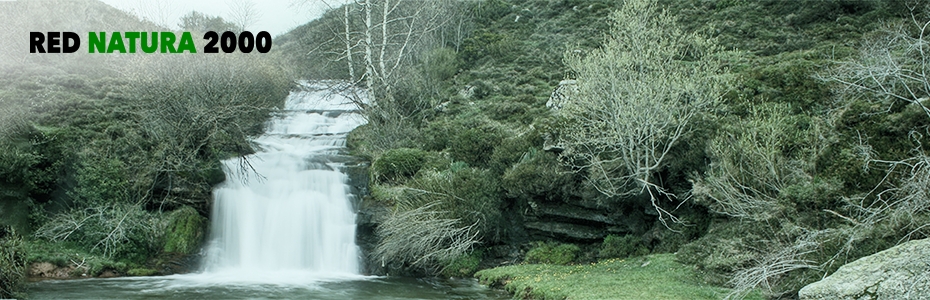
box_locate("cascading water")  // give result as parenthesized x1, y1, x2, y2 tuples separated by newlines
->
(26, 83, 510, 299)
(203, 81, 366, 279)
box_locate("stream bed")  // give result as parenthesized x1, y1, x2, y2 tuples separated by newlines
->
(27, 275, 509, 299)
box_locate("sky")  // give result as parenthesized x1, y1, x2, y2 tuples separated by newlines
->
(98, 0, 342, 36)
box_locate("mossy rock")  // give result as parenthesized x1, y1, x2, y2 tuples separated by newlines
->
(126, 268, 159, 276)
(163, 206, 205, 255)
(442, 250, 483, 278)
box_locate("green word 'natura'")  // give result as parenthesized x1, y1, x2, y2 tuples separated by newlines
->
(88, 32, 196, 53)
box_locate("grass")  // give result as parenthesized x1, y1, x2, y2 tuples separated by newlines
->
(475, 253, 763, 300)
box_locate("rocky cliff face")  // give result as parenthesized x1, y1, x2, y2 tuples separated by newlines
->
(799, 238, 930, 300)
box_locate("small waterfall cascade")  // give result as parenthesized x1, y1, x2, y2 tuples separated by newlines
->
(204, 82, 366, 279)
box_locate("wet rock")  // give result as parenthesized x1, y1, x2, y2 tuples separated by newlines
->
(532, 203, 618, 225)
(523, 221, 606, 241)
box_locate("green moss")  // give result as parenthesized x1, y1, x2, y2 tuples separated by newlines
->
(127, 268, 158, 276)
(477, 253, 763, 300)
(442, 250, 483, 278)
(525, 242, 580, 265)
(163, 206, 205, 255)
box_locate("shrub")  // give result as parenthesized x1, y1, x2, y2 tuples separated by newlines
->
(487, 98, 530, 122)
(419, 120, 455, 151)
(34, 203, 167, 261)
(450, 126, 504, 168)
(692, 103, 832, 221)
(373, 166, 503, 273)
(422, 47, 459, 82)
(488, 132, 541, 174)
(420, 151, 454, 173)
(372, 148, 428, 183)
(374, 202, 480, 273)
(407, 167, 503, 242)
(461, 31, 516, 65)
(676, 221, 765, 282)
(501, 149, 570, 201)
(525, 242, 580, 265)
(0, 228, 26, 299)
(599, 234, 649, 259)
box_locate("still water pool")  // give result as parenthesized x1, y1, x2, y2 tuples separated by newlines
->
(27, 274, 509, 300)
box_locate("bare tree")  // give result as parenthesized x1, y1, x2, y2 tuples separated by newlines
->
(227, 0, 261, 32)
(133, 0, 176, 29)
(820, 6, 930, 233)
(558, 0, 731, 225)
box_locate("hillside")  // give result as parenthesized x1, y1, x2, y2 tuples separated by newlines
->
(0, 1, 292, 297)
(281, 0, 929, 298)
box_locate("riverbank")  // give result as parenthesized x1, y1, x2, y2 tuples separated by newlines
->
(475, 253, 763, 300)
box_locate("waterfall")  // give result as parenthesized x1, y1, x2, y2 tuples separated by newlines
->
(203, 82, 365, 279)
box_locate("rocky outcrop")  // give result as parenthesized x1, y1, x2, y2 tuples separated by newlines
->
(519, 194, 654, 242)
(523, 221, 605, 240)
(798, 238, 930, 300)
(30, 262, 79, 278)
(546, 79, 577, 111)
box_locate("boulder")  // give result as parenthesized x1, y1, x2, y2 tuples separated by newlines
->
(798, 238, 930, 300)
(546, 79, 577, 110)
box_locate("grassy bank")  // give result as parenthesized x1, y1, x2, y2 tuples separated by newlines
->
(476, 254, 763, 300)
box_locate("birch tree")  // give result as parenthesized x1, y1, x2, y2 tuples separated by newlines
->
(558, 0, 730, 225)
(228, 0, 260, 32)
(307, 0, 458, 123)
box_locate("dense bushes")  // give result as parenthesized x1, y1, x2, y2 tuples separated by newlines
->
(525, 242, 580, 265)
(501, 149, 569, 201)
(449, 126, 505, 169)
(372, 148, 428, 182)
(599, 235, 649, 259)
(34, 203, 166, 260)
(372, 163, 504, 272)
(0, 227, 26, 299)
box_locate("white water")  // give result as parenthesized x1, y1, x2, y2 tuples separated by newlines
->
(27, 83, 510, 299)
(202, 82, 367, 281)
